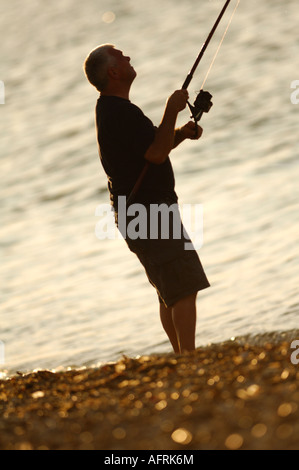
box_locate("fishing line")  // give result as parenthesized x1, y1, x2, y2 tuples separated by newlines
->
(200, 0, 240, 90)
(127, 0, 240, 205)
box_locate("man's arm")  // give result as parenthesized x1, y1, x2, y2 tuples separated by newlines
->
(144, 90, 189, 165)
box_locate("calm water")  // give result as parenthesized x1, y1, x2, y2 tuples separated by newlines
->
(1, 0, 299, 375)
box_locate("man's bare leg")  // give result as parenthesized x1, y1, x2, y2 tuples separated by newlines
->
(172, 293, 197, 352)
(160, 303, 180, 353)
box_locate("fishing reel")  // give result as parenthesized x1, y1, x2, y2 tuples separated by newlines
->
(188, 89, 213, 123)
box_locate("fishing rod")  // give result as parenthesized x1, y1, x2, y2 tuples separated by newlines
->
(127, 0, 236, 206)
(182, 0, 231, 91)
(182, 0, 231, 129)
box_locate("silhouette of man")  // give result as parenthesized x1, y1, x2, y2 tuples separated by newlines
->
(84, 44, 210, 353)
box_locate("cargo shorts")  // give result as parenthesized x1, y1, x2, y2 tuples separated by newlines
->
(116, 199, 210, 308)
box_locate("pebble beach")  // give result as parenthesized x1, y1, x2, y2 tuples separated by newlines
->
(1, 330, 299, 451)
(1, 0, 299, 453)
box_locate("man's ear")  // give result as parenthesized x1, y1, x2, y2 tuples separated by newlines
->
(108, 66, 119, 80)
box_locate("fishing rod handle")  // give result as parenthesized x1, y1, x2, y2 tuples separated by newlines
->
(126, 161, 150, 206)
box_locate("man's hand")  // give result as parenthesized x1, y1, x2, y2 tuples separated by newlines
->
(145, 91, 200, 165)
(167, 89, 189, 114)
(180, 121, 203, 140)
(173, 121, 203, 148)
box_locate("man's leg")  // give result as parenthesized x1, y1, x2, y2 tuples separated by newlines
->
(172, 292, 197, 353)
(160, 303, 180, 353)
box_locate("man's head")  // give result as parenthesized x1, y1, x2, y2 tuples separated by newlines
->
(83, 44, 136, 93)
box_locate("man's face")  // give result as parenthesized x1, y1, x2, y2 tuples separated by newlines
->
(108, 48, 137, 83)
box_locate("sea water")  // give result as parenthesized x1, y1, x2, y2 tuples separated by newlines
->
(1, 0, 299, 375)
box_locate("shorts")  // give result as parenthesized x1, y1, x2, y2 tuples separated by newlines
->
(118, 200, 210, 308)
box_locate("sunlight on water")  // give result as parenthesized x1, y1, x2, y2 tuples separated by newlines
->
(102, 11, 116, 24)
(1, 0, 299, 375)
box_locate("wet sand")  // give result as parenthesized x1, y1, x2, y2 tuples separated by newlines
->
(1, 330, 299, 450)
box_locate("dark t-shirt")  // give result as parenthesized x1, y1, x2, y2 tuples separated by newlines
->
(96, 95, 178, 208)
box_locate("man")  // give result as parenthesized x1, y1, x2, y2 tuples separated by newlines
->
(84, 44, 210, 353)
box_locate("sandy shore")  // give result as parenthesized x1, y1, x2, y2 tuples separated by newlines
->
(1, 330, 299, 450)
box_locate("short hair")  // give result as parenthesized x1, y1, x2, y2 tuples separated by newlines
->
(83, 44, 116, 92)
